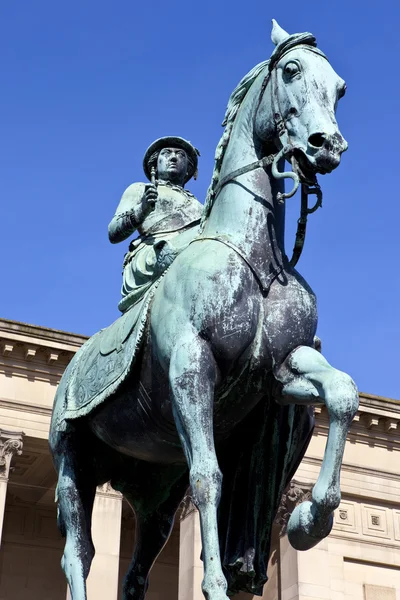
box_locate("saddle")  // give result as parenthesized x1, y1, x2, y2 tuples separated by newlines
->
(63, 223, 201, 422)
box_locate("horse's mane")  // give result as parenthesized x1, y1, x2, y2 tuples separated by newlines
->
(200, 59, 270, 228)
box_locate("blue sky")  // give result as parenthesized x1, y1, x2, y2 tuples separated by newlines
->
(1, 1, 399, 399)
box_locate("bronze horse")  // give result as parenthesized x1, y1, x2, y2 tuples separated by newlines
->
(50, 21, 358, 600)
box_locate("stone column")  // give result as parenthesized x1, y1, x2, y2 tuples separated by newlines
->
(279, 534, 299, 600)
(178, 501, 281, 600)
(0, 429, 24, 547)
(178, 503, 203, 600)
(177, 482, 315, 600)
(274, 480, 313, 600)
(86, 483, 123, 600)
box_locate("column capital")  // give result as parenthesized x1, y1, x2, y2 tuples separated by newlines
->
(275, 480, 312, 537)
(96, 482, 122, 499)
(0, 429, 24, 480)
(179, 493, 197, 521)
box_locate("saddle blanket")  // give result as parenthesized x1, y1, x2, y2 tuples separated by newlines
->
(63, 281, 159, 421)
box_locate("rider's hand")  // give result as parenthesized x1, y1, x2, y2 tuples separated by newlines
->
(142, 184, 158, 213)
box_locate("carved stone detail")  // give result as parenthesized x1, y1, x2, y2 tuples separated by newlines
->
(385, 419, 398, 433)
(275, 481, 312, 537)
(365, 415, 379, 429)
(362, 504, 390, 539)
(25, 347, 37, 361)
(0, 430, 24, 479)
(179, 491, 197, 521)
(2, 343, 13, 356)
(47, 352, 59, 365)
(96, 482, 121, 498)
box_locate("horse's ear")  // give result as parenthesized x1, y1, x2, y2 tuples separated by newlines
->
(271, 19, 290, 45)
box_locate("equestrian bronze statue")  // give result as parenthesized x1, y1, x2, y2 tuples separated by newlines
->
(50, 20, 357, 600)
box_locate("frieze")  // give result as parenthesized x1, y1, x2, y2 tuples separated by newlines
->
(333, 499, 358, 534)
(331, 498, 400, 546)
(361, 504, 392, 540)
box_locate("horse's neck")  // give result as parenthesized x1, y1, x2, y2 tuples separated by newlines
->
(202, 75, 286, 272)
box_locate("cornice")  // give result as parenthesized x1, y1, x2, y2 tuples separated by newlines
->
(0, 318, 88, 345)
(0, 319, 88, 373)
(0, 318, 88, 347)
(359, 392, 400, 412)
(314, 397, 400, 441)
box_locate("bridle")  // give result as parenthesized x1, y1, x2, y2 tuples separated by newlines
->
(211, 42, 329, 267)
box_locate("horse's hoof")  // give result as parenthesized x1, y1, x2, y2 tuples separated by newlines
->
(287, 501, 333, 551)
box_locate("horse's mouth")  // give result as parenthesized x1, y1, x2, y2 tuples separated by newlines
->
(291, 151, 319, 185)
(292, 149, 340, 183)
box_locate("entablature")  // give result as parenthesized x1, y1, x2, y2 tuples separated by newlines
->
(314, 393, 400, 446)
(0, 318, 87, 378)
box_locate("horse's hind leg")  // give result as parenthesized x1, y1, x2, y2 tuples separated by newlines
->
(169, 332, 228, 600)
(119, 464, 188, 600)
(275, 345, 359, 551)
(52, 428, 96, 600)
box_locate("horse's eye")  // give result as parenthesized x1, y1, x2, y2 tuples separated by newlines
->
(284, 62, 300, 77)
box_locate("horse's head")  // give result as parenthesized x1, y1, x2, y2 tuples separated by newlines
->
(255, 20, 347, 180)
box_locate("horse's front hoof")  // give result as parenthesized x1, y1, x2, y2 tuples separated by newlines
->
(287, 501, 333, 551)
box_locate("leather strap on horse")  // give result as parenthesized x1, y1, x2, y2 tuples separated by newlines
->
(200, 43, 325, 278)
(212, 153, 277, 200)
(192, 183, 322, 292)
(289, 183, 323, 267)
(189, 236, 283, 296)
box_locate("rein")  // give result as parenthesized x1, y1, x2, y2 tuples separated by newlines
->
(212, 153, 277, 199)
(207, 43, 327, 272)
(192, 182, 322, 294)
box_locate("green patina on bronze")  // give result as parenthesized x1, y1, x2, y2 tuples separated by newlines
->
(50, 21, 358, 600)
(109, 136, 202, 312)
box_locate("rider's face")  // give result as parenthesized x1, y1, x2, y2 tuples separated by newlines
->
(157, 148, 188, 185)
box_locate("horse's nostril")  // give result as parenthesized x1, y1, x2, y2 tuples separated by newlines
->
(308, 133, 327, 148)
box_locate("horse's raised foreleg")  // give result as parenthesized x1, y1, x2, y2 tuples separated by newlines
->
(53, 432, 96, 600)
(169, 332, 228, 600)
(275, 345, 358, 551)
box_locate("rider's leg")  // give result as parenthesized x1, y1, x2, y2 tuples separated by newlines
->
(169, 330, 229, 600)
(274, 345, 358, 550)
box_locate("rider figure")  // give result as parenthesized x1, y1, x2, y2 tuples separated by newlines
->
(108, 136, 202, 312)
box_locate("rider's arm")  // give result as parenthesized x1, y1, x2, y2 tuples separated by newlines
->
(108, 183, 146, 244)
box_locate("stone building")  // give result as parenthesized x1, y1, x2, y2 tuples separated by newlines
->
(0, 317, 399, 600)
